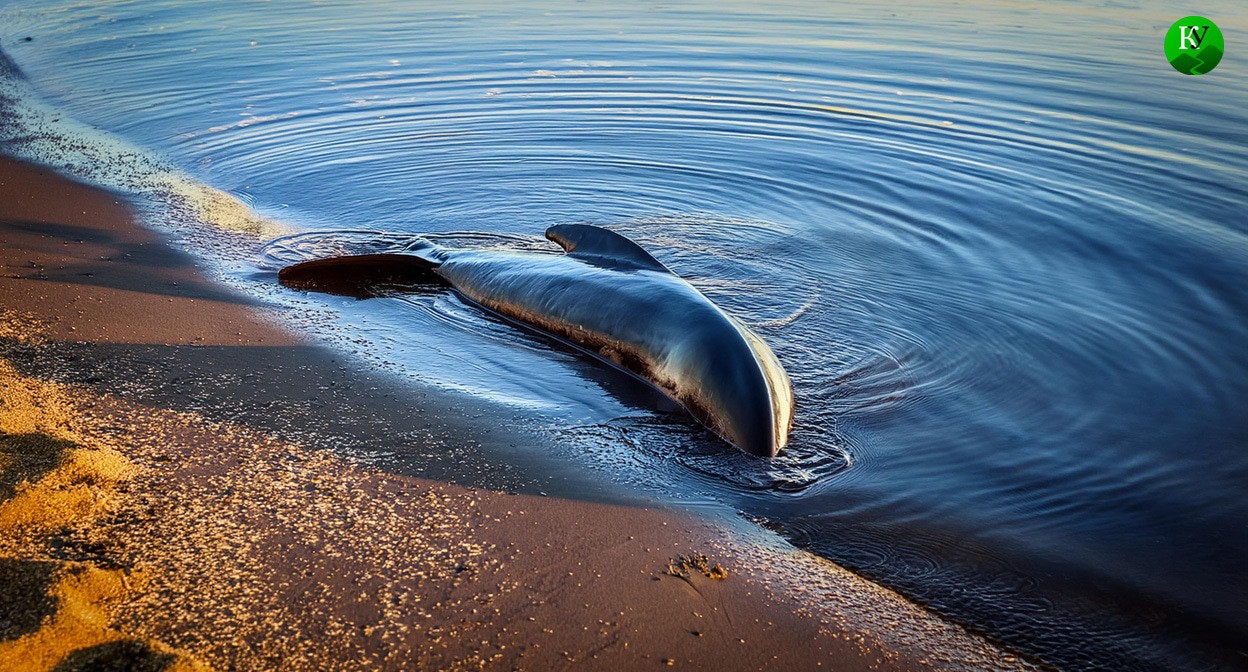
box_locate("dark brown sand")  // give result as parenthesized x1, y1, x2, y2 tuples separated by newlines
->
(0, 155, 1037, 671)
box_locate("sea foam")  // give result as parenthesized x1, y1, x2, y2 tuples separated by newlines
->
(0, 44, 289, 241)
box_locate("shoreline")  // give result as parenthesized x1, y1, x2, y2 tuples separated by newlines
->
(0, 157, 1035, 670)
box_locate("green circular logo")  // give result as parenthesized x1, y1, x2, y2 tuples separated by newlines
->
(1164, 16, 1224, 75)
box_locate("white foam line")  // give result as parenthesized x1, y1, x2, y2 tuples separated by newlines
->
(0, 50, 290, 241)
(706, 517, 1041, 671)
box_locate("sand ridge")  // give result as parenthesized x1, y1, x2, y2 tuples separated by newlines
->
(0, 312, 206, 672)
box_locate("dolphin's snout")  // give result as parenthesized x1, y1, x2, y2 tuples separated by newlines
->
(682, 324, 792, 458)
(715, 368, 783, 458)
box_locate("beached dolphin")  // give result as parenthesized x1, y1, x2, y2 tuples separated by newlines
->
(277, 224, 793, 457)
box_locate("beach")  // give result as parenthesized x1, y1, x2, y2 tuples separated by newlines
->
(0, 155, 1035, 670)
(2, 0, 1245, 667)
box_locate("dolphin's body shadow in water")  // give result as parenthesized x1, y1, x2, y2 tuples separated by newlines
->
(274, 224, 794, 458)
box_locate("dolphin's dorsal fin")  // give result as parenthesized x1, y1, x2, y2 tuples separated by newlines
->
(545, 224, 670, 272)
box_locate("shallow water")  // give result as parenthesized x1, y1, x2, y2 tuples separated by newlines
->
(2, 0, 1247, 668)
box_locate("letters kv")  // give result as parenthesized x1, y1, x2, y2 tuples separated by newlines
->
(1179, 25, 1210, 50)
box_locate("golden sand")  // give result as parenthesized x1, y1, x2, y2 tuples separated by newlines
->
(0, 314, 124, 537)
(0, 309, 499, 671)
(0, 311, 205, 672)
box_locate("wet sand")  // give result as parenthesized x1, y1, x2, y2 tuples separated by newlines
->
(0, 155, 1036, 670)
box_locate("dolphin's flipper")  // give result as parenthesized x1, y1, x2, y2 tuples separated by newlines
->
(545, 224, 670, 273)
(278, 253, 446, 299)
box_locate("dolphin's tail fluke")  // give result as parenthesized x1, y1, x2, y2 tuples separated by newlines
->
(279, 251, 447, 299)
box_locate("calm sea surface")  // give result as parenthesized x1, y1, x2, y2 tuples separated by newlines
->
(2, 1, 1246, 668)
